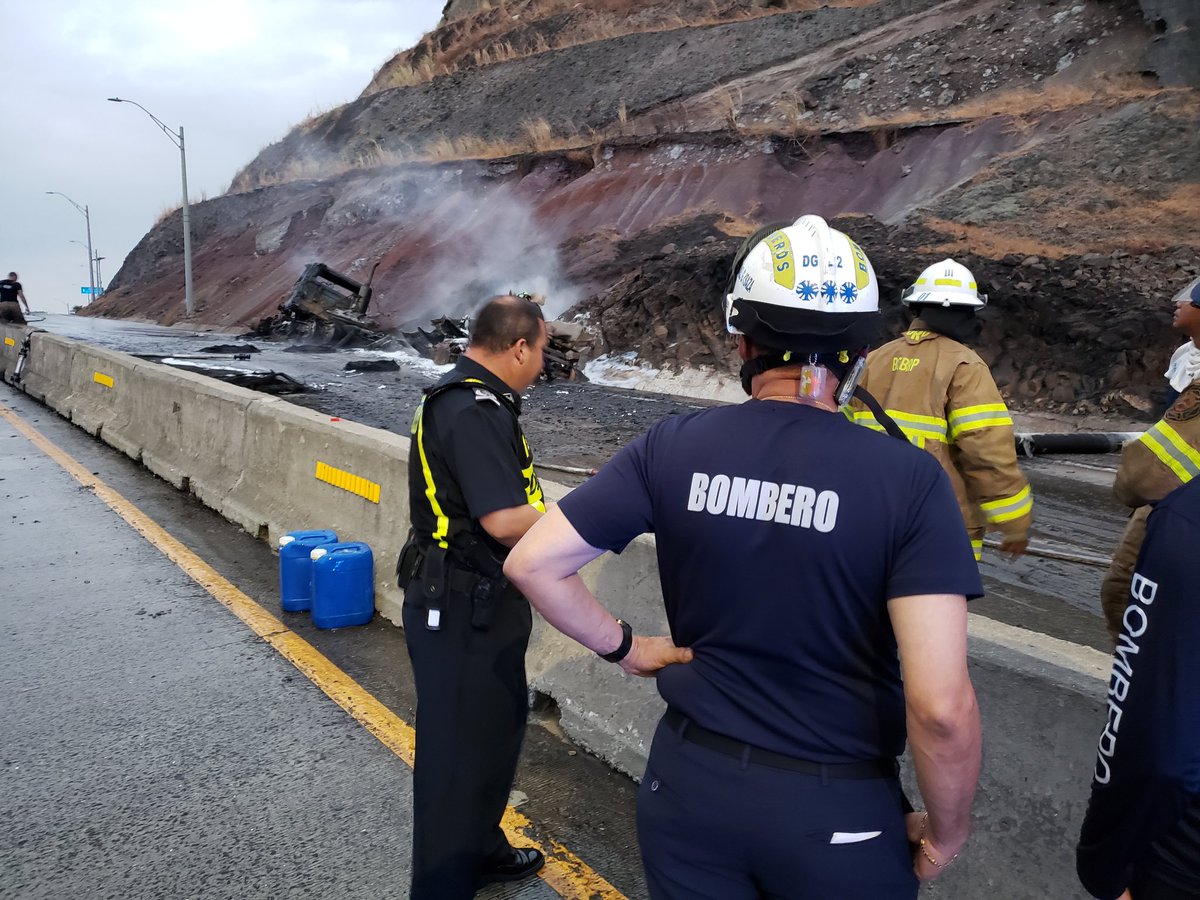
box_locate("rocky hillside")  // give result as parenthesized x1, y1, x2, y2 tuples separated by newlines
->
(89, 0, 1199, 417)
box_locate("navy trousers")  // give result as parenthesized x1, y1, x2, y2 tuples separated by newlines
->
(403, 579, 532, 899)
(637, 714, 919, 900)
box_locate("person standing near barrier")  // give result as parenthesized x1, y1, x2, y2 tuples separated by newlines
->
(396, 294, 549, 898)
(850, 258, 1032, 563)
(1100, 277, 1200, 642)
(505, 216, 983, 899)
(1077, 476, 1200, 900)
(0, 272, 30, 324)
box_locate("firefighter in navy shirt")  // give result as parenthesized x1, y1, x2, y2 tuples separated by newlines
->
(507, 216, 983, 899)
(1078, 476, 1200, 900)
(398, 294, 548, 898)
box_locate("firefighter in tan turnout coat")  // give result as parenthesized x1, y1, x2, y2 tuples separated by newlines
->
(851, 259, 1032, 561)
(1100, 277, 1200, 641)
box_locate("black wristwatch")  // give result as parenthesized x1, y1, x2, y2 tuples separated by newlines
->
(599, 618, 634, 663)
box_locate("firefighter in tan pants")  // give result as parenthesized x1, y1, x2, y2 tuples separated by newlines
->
(1101, 277, 1200, 641)
(851, 259, 1032, 561)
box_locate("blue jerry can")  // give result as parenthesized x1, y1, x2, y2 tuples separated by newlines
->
(310, 542, 375, 629)
(278, 530, 339, 613)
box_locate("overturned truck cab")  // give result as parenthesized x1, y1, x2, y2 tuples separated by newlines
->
(253, 261, 399, 349)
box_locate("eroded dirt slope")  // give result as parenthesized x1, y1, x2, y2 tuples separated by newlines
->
(90, 0, 1199, 416)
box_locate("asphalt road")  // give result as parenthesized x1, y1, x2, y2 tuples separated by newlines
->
(0, 387, 646, 900)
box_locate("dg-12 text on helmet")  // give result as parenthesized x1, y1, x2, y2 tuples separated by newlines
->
(901, 258, 987, 309)
(725, 215, 882, 355)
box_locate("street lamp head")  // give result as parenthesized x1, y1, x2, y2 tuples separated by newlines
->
(107, 97, 123, 103)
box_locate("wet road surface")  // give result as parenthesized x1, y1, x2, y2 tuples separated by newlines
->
(1, 388, 646, 900)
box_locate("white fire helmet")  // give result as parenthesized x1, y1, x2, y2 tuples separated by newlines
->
(901, 258, 987, 308)
(725, 215, 881, 352)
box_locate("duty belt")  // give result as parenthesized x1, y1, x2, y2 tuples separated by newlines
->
(664, 708, 899, 779)
(397, 538, 519, 631)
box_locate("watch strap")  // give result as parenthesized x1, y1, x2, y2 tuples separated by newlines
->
(600, 618, 633, 663)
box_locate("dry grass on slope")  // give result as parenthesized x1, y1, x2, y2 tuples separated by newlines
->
(366, 0, 881, 95)
(845, 78, 1173, 133)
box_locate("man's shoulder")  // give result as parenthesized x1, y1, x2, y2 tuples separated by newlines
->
(1163, 381, 1200, 427)
(1154, 476, 1200, 524)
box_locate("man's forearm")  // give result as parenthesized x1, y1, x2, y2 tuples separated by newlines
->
(908, 689, 982, 848)
(516, 570, 624, 655)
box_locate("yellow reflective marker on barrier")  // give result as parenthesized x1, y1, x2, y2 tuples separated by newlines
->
(315, 460, 381, 504)
(93, 372, 114, 389)
(0, 401, 627, 900)
(3, 336, 14, 346)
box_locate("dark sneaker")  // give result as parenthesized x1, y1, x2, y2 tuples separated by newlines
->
(478, 846, 545, 885)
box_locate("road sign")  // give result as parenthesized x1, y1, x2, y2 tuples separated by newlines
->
(80, 287, 101, 295)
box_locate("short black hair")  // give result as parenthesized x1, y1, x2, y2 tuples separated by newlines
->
(470, 294, 545, 353)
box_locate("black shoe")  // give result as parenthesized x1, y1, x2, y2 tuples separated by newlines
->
(478, 846, 545, 885)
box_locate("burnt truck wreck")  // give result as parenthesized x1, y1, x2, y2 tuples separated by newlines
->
(251, 262, 400, 349)
(400, 297, 592, 381)
(249, 264, 593, 379)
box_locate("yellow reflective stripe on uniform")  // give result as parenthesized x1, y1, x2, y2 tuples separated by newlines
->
(413, 396, 451, 549)
(521, 434, 547, 513)
(1139, 421, 1200, 484)
(948, 403, 1013, 440)
(886, 410, 947, 444)
(971, 538, 983, 562)
(851, 409, 883, 430)
(980, 485, 1033, 524)
(851, 409, 947, 444)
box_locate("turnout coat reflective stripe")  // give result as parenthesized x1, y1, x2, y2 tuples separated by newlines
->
(1114, 380, 1200, 508)
(1102, 379, 1200, 640)
(850, 320, 1032, 544)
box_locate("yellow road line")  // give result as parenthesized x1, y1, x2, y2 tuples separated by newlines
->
(0, 401, 627, 900)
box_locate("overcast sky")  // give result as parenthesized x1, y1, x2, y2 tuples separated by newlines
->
(2, 0, 445, 314)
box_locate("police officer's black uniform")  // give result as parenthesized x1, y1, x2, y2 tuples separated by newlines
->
(398, 355, 544, 899)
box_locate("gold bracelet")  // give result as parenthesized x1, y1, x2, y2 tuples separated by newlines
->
(919, 813, 960, 870)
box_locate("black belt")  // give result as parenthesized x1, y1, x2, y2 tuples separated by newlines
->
(664, 708, 898, 779)
(409, 549, 518, 601)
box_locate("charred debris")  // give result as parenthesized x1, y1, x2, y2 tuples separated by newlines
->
(246, 264, 593, 382)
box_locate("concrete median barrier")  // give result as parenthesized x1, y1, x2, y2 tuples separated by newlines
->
(6, 331, 1114, 898)
(15, 332, 77, 414)
(0, 325, 23, 381)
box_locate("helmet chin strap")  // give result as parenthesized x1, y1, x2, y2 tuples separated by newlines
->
(739, 354, 793, 395)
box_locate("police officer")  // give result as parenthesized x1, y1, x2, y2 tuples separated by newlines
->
(398, 294, 548, 898)
(1100, 276, 1200, 641)
(851, 259, 1032, 563)
(505, 217, 983, 899)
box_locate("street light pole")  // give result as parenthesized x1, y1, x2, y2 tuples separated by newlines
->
(108, 97, 194, 318)
(68, 240, 92, 302)
(93, 253, 106, 293)
(46, 191, 96, 302)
